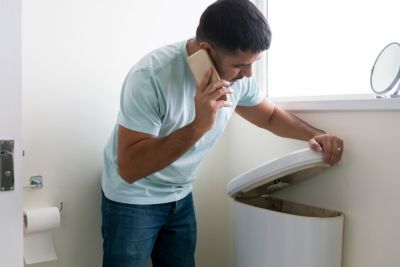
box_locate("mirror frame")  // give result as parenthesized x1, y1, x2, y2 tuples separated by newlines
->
(370, 42, 400, 98)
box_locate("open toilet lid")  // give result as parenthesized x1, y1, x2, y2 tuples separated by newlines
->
(227, 148, 331, 198)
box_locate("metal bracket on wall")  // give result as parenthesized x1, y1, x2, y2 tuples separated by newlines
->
(23, 175, 43, 190)
(0, 140, 15, 191)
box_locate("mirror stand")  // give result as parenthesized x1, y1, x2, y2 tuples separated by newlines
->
(375, 79, 400, 98)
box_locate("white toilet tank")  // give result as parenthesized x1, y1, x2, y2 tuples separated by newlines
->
(227, 148, 344, 267)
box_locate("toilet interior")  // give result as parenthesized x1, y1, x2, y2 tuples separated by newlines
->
(237, 196, 342, 218)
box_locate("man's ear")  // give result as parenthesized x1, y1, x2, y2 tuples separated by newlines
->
(199, 41, 213, 53)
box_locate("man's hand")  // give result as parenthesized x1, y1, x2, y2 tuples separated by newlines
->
(192, 68, 232, 133)
(309, 134, 344, 165)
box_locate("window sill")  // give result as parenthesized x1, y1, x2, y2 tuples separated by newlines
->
(269, 94, 400, 111)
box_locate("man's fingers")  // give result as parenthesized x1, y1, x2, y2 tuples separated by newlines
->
(218, 100, 233, 108)
(204, 80, 231, 95)
(210, 86, 233, 100)
(328, 137, 339, 163)
(313, 134, 344, 165)
(331, 140, 344, 164)
(309, 138, 322, 152)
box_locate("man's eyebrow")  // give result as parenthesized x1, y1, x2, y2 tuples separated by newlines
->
(233, 56, 261, 67)
(233, 63, 251, 67)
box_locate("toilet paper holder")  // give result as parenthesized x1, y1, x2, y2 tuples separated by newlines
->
(23, 175, 63, 213)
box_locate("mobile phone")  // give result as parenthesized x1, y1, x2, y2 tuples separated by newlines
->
(187, 49, 228, 101)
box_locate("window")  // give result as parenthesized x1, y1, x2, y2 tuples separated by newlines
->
(257, 0, 400, 98)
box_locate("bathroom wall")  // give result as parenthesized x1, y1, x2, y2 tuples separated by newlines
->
(22, 1, 400, 267)
(228, 109, 400, 267)
(21, 1, 219, 266)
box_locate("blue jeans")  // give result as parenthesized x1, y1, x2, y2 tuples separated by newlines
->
(101, 192, 197, 267)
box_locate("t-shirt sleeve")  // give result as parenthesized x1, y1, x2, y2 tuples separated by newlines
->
(117, 70, 162, 136)
(237, 77, 266, 106)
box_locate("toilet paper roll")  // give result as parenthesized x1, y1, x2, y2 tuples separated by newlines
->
(24, 207, 60, 233)
(23, 207, 60, 264)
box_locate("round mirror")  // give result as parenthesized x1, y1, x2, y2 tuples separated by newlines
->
(370, 42, 400, 97)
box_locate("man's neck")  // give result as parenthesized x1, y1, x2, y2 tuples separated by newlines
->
(186, 39, 201, 57)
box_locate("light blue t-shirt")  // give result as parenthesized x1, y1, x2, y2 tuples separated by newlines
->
(102, 40, 265, 204)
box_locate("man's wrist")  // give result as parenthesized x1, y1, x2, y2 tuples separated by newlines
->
(187, 121, 207, 139)
(310, 130, 326, 139)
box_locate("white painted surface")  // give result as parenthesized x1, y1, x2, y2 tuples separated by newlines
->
(271, 95, 400, 111)
(234, 201, 343, 267)
(227, 148, 329, 197)
(0, 0, 23, 266)
(230, 149, 342, 267)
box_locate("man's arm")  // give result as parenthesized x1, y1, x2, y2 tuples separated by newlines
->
(235, 100, 343, 165)
(118, 70, 232, 184)
(118, 124, 204, 183)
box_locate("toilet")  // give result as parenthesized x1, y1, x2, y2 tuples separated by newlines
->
(227, 148, 344, 267)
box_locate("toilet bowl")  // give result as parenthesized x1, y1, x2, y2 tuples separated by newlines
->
(227, 148, 344, 267)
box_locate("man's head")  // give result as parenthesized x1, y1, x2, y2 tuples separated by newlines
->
(195, 0, 271, 82)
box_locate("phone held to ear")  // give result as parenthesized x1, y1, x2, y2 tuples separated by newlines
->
(187, 49, 228, 101)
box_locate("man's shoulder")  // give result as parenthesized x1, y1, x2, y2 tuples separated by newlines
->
(133, 40, 187, 74)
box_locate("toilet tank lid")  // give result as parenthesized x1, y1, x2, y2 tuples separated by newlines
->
(227, 148, 331, 198)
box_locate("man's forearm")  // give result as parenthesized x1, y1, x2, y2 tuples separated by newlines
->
(266, 106, 325, 141)
(118, 123, 205, 183)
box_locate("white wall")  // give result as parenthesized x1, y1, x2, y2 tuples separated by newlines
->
(22, 1, 216, 266)
(228, 110, 400, 267)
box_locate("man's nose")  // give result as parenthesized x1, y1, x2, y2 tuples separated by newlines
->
(240, 65, 252, 77)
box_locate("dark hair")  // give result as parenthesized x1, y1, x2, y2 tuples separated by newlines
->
(196, 0, 271, 53)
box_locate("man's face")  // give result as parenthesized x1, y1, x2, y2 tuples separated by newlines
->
(209, 48, 262, 84)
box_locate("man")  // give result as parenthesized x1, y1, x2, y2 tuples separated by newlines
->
(101, 0, 344, 266)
